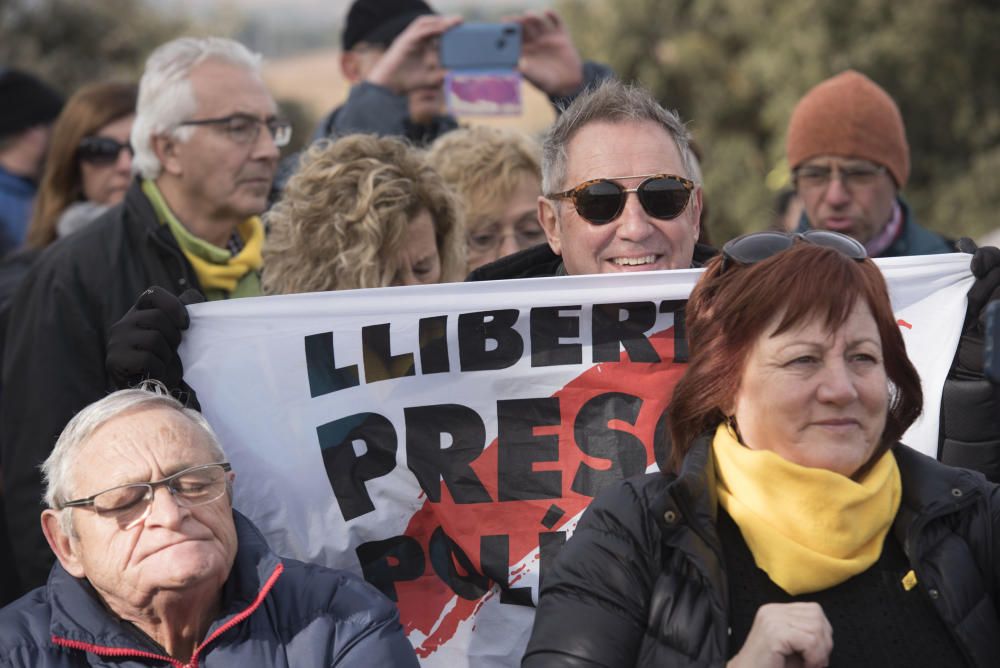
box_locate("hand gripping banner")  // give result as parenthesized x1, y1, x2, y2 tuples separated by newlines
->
(179, 253, 972, 667)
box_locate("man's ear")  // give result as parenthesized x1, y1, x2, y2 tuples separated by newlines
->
(538, 197, 562, 256)
(152, 133, 184, 177)
(340, 51, 362, 84)
(689, 186, 704, 241)
(41, 510, 86, 578)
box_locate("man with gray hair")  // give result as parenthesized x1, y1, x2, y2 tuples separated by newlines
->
(0, 383, 418, 666)
(1, 36, 288, 594)
(467, 78, 715, 280)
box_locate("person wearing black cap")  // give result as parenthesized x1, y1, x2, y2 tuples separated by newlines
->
(0, 69, 64, 255)
(314, 0, 612, 146)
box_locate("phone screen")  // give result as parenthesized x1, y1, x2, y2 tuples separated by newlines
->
(440, 23, 523, 116)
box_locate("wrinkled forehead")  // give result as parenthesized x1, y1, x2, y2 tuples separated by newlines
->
(189, 59, 276, 118)
(563, 120, 687, 187)
(73, 407, 217, 489)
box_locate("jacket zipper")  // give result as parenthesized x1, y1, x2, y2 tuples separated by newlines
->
(51, 562, 284, 667)
(904, 491, 980, 667)
(50, 637, 185, 667)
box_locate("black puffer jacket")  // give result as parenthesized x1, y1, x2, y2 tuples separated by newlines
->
(0, 179, 200, 593)
(523, 434, 1000, 667)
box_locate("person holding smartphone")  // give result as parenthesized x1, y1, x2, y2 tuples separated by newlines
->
(316, 0, 612, 146)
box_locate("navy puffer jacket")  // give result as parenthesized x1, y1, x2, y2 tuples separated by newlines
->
(0, 511, 418, 667)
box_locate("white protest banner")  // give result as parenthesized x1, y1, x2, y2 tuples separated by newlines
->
(179, 253, 972, 667)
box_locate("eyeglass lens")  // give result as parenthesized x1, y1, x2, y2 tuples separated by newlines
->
(92, 464, 229, 528)
(574, 177, 691, 225)
(78, 137, 133, 165)
(225, 116, 292, 147)
(795, 164, 883, 191)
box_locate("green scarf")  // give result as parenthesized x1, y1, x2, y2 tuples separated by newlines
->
(142, 179, 263, 300)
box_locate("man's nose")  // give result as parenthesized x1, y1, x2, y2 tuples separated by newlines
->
(615, 192, 654, 242)
(822, 172, 852, 206)
(251, 124, 281, 162)
(142, 485, 187, 529)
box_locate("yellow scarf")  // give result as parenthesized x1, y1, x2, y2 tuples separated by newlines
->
(712, 422, 901, 595)
(141, 180, 263, 298)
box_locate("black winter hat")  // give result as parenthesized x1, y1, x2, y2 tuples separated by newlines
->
(0, 68, 64, 139)
(342, 0, 434, 51)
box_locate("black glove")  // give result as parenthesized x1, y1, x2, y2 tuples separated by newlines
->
(952, 238, 1000, 379)
(106, 287, 205, 391)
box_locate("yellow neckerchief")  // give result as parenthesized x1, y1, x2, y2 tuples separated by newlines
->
(141, 179, 263, 297)
(712, 422, 901, 595)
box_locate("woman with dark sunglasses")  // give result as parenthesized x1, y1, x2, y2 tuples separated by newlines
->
(524, 232, 1000, 667)
(0, 82, 136, 316)
(25, 81, 137, 248)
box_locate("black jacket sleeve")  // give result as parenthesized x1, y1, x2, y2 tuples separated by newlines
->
(523, 480, 658, 668)
(1, 249, 112, 589)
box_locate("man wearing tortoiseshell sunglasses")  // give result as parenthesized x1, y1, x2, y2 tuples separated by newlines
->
(467, 78, 716, 282)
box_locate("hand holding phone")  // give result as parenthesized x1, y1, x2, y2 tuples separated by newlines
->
(511, 10, 584, 98)
(440, 23, 523, 116)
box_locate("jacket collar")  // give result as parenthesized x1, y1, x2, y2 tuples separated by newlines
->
(891, 443, 983, 549)
(48, 510, 283, 657)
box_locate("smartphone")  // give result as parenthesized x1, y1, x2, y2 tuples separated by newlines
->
(440, 23, 521, 70)
(985, 300, 1000, 384)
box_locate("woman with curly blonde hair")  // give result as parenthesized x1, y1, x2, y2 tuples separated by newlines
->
(427, 125, 543, 273)
(262, 134, 463, 294)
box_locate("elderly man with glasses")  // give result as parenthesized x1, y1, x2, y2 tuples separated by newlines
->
(467, 78, 716, 281)
(0, 384, 418, 667)
(0, 36, 290, 597)
(786, 70, 953, 258)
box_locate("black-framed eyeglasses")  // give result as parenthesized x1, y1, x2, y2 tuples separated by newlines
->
(61, 462, 232, 530)
(178, 114, 292, 148)
(720, 230, 867, 273)
(77, 136, 133, 165)
(545, 173, 696, 225)
(792, 162, 887, 193)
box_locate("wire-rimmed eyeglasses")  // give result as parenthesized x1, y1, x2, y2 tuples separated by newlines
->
(60, 462, 233, 530)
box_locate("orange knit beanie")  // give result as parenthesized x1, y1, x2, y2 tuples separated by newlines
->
(786, 70, 909, 188)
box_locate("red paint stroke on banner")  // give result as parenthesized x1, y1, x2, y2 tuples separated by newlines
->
(394, 326, 686, 656)
(897, 319, 913, 329)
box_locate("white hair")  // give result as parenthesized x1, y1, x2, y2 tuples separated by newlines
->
(42, 382, 227, 534)
(131, 36, 263, 179)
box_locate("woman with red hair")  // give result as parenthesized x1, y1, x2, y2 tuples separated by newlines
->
(524, 231, 1000, 667)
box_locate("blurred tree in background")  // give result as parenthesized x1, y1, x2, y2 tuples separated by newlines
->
(559, 0, 1000, 243)
(0, 0, 309, 156)
(0, 0, 189, 92)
